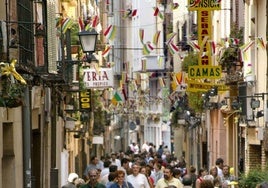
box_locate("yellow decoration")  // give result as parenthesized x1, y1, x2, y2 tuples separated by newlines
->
(229, 167, 234, 175)
(0, 59, 27, 84)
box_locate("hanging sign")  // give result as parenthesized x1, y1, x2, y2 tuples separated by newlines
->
(187, 0, 222, 81)
(188, 0, 221, 11)
(186, 80, 229, 92)
(83, 68, 114, 88)
(79, 90, 91, 110)
(188, 65, 221, 79)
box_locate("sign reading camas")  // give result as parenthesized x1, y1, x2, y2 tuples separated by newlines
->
(83, 68, 114, 88)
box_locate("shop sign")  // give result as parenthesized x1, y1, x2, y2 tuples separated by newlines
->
(188, 0, 221, 11)
(83, 68, 114, 88)
(188, 65, 221, 79)
(79, 90, 91, 110)
(186, 80, 229, 92)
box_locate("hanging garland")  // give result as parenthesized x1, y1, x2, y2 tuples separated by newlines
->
(0, 59, 26, 108)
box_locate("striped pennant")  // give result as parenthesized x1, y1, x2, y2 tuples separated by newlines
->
(256, 37, 266, 49)
(102, 45, 112, 58)
(143, 42, 154, 55)
(139, 29, 145, 44)
(61, 18, 74, 34)
(104, 25, 116, 40)
(168, 42, 179, 55)
(153, 7, 164, 19)
(153, 31, 161, 46)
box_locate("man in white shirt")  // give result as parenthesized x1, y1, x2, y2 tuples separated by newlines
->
(127, 162, 150, 188)
(216, 158, 224, 178)
(110, 153, 121, 168)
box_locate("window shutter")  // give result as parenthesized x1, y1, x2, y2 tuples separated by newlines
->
(47, 0, 58, 73)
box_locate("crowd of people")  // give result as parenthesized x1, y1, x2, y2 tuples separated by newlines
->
(62, 142, 239, 188)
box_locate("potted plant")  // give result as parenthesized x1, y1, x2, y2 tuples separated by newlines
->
(0, 76, 25, 108)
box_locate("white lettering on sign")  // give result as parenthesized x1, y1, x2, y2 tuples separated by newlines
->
(83, 68, 114, 88)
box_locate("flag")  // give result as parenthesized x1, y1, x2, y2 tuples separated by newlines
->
(131, 9, 137, 17)
(56, 17, 63, 28)
(229, 38, 240, 45)
(153, 31, 161, 45)
(166, 33, 177, 44)
(111, 91, 124, 106)
(171, 3, 179, 10)
(124, 9, 137, 18)
(92, 15, 98, 28)
(61, 18, 74, 34)
(168, 42, 179, 55)
(153, 7, 163, 19)
(139, 29, 144, 44)
(143, 42, 154, 55)
(209, 40, 216, 56)
(104, 25, 116, 40)
(78, 17, 84, 31)
(240, 40, 255, 52)
(188, 41, 200, 52)
(256, 37, 266, 49)
(102, 45, 112, 58)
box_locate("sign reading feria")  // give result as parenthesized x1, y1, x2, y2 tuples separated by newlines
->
(83, 68, 114, 88)
(187, 0, 222, 82)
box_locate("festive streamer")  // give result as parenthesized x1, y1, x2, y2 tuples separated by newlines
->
(229, 38, 240, 45)
(166, 33, 177, 44)
(209, 40, 216, 56)
(256, 37, 266, 49)
(188, 41, 200, 52)
(153, 7, 164, 19)
(124, 9, 137, 18)
(55, 17, 63, 28)
(171, 3, 179, 10)
(153, 31, 161, 45)
(111, 91, 124, 106)
(139, 29, 145, 44)
(168, 42, 179, 55)
(92, 15, 98, 28)
(78, 17, 84, 31)
(143, 42, 154, 55)
(102, 45, 112, 58)
(61, 18, 74, 34)
(131, 9, 137, 17)
(0, 59, 27, 84)
(240, 40, 255, 52)
(104, 25, 116, 40)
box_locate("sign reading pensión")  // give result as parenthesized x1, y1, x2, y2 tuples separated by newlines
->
(83, 68, 114, 88)
(188, 0, 221, 11)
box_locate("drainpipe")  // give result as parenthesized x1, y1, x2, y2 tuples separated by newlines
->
(23, 86, 32, 188)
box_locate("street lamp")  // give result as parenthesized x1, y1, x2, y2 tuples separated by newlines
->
(78, 29, 98, 155)
(79, 29, 98, 54)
